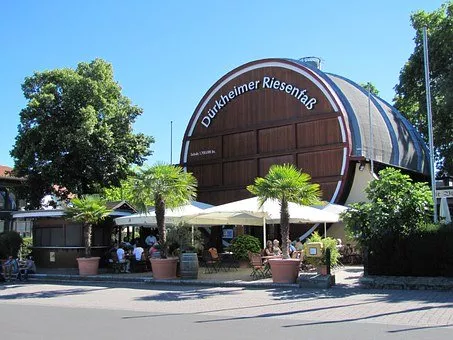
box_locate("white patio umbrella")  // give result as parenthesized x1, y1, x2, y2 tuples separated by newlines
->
(439, 197, 452, 224)
(114, 201, 213, 227)
(183, 197, 343, 247)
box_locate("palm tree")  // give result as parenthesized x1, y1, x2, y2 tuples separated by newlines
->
(133, 164, 197, 257)
(247, 164, 322, 259)
(65, 195, 112, 258)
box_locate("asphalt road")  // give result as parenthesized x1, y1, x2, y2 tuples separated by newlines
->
(1, 282, 452, 339)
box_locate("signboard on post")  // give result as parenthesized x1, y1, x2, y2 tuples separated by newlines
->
(436, 189, 453, 198)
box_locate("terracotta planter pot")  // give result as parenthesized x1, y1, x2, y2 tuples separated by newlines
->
(268, 258, 300, 283)
(77, 257, 100, 276)
(317, 265, 328, 276)
(150, 257, 178, 279)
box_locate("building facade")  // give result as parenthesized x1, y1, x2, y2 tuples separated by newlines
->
(180, 58, 430, 241)
(180, 58, 429, 206)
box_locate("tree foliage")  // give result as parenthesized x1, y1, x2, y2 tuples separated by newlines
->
(0, 231, 23, 258)
(132, 164, 198, 257)
(247, 164, 322, 258)
(102, 175, 136, 202)
(394, 1, 453, 175)
(341, 167, 433, 248)
(11, 59, 154, 208)
(360, 82, 380, 96)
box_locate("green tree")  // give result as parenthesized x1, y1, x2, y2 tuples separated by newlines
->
(394, 2, 453, 175)
(247, 164, 322, 259)
(360, 82, 380, 96)
(11, 59, 154, 208)
(65, 195, 112, 258)
(342, 167, 433, 248)
(102, 175, 136, 202)
(132, 164, 197, 257)
(0, 231, 23, 258)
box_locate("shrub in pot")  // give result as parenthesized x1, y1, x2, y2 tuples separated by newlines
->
(132, 164, 197, 279)
(229, 234, 261, 262)
(66, 195, 112, 276)
(166, 223, 204, 279)
(247, 164, 321, 283)
(305, 232, 340, 274)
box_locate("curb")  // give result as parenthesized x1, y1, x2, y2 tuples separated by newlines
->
(27, 274, 301, 289)
(360, 275, 453, 291)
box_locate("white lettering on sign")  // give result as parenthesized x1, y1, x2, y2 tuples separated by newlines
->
(200, 76, 317, 128)
(190, 149, 216, 157)
(436, 189, 453, 198)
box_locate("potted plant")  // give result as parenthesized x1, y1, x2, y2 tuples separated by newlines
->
(229, 234, 261, 267)
(247, 164, 321, 283)
(133, 164, 197, 279)
(166, 223, 204, 279)
(66, 195, 112, 276)
(305, 232, 341, 275)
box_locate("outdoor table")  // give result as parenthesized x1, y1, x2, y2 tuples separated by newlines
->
(220, 252, 238, 271)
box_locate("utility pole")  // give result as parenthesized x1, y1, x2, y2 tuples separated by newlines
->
(423, 26, 437, 223)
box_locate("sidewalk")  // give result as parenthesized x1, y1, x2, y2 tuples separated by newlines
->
(20, 265, 453, 290)
(24, 265, 361, 289)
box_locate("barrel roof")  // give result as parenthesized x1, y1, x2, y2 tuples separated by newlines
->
(292, 59, 430, 175)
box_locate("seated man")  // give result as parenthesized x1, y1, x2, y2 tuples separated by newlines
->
(133, 245, 145, 261)
(288, 239, 296, 257)
(131, 244, 146, 272)
(19, 256, 36, 280)
(116, 244, 131, 273)
(3, 256, 20, 281)
(145, 233, 157, 247)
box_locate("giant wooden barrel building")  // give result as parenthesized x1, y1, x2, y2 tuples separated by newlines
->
(180, 58, 429, 207)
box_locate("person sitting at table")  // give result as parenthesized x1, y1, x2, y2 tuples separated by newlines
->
(133, 244, 145, 261)
(3, 256, 20, 280)
(116, 244, 130, 273)
(295, 240, 304, 251)
(288, 239, 296, 257)
(130, 243, 145, 272)
(272, 239, 282, 256)
(264, 240, 274, 256)
(149, 243, 161, 258)
(145, 232, 157, 247)
(25, 256, 36, 274)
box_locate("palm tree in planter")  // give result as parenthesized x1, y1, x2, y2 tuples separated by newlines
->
(133, 164, 197, 279)
(66, 195, 112, 276)
(247, 164, 321, 283)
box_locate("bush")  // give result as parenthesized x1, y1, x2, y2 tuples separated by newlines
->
(0, 231, 23, 258)
(166, 223, 204, 256)
(229, 234, 261, 261)
(20, 237, 33, 259)
(342, 167, 433, 249)
(305, 232, 340, 268)
(366, 226, 453, 277)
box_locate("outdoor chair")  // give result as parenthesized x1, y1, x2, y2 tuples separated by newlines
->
(208, 247, 227, 272)
(248, 252, 266, 280)
(202, 249, 220, 274)
(3, 259, 26, 282)
(109, 253, 128, 273)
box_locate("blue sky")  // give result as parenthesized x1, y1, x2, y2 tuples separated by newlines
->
(0, 0, 443, 168)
